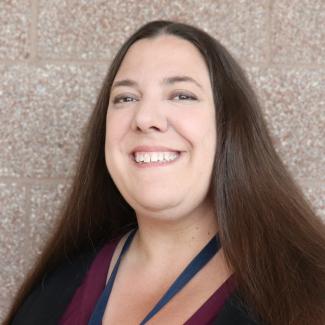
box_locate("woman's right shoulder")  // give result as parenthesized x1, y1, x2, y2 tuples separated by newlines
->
(11, 245, 98, 325)
(11, 228, 134, 325)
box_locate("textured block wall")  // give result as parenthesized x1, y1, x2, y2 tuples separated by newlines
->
(0, 0, 324, 319)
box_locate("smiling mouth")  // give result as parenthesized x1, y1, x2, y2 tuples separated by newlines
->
(130, 151, 182, 167)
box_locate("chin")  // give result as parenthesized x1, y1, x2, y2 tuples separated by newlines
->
(129, 194, 181, 214)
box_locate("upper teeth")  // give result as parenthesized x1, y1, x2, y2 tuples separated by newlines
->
(134, 152, 179, 163)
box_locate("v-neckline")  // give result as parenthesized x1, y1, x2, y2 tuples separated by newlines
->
(88, 228, 228, 324)
(59, 229, 238, 324)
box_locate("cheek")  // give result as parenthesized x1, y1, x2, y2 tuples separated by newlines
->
(171, 108, 216, 149)
(105, 113, 126, 174)
(105, 110, 131, 150)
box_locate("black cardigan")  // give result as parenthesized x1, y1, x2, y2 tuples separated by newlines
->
(11, 248, 261, 325)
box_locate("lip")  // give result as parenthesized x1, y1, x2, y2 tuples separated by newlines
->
(129, 145, 183, 168)
(130, 145, 181, 155)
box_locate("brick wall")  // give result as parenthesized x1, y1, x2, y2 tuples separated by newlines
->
(0, 0, 324, 319)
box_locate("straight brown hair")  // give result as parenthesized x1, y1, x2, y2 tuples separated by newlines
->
(5, 20, 325, 325)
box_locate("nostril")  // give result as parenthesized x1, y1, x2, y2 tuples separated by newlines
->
(136, 125, 162, 132)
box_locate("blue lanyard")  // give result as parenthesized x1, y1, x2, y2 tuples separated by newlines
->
(88, 228, 221, 325)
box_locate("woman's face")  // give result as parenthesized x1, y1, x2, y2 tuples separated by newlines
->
(105, 35, 216, 221)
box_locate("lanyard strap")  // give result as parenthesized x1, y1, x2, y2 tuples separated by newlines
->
(88, 228, 221, 325)
(88, 228, 137, 325)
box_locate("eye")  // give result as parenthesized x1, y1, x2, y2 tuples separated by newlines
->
(112, 95, 137, 104)
(171, 92, 197, 101)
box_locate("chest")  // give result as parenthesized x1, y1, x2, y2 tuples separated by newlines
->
(102, 253, 232, 325)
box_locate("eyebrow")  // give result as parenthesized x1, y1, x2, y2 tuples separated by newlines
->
(111, 75, 203, 90)
(162, 75, 203, 89)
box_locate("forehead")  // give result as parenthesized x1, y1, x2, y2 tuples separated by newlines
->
(114, 35, 210, 84)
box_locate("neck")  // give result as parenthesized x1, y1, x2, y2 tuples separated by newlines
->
(130, 205, 219, 267)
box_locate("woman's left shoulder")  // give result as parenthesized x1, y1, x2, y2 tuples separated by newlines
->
(212, 290, 263, 325)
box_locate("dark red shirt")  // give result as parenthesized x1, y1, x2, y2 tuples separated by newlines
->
(60, 234, 237, 324)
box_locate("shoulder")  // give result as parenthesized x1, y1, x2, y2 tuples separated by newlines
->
(11, 232, 127, 325)
(212, 290, 263, 325)
(11, 247, 99, 325)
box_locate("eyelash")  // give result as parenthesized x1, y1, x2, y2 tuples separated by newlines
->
(112, 95, 135, 104)
(172, 93, 197, 101)
(112, 92, 197, 104)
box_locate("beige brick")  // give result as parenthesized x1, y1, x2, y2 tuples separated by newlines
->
(37, 0, 268, 63)
(0, 183, 28, 320)
(301, 181, 325, 221)
(0, 64, 107, 177)
(247, 67, 325, 181)
(0, 0, 32, 60)
(271, 0, 325, 64)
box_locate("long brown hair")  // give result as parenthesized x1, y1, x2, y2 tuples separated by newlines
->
(5, 20, 325, 325)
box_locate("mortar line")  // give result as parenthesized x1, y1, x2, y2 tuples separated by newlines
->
(296, 178, 325, 188)
(23, 182, 34, 265)
(265, 0, 273, 66)
(243, 62, 325, 69)
(28, 0, 39, 62)
(0, 59, 111, 65)
(0, 176, 72, 185)
(1, 59, 324, 69)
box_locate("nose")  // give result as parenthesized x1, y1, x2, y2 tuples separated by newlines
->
(131, 97, 169, 133)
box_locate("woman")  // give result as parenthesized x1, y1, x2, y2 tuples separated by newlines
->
(5, 20, 325, 325)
